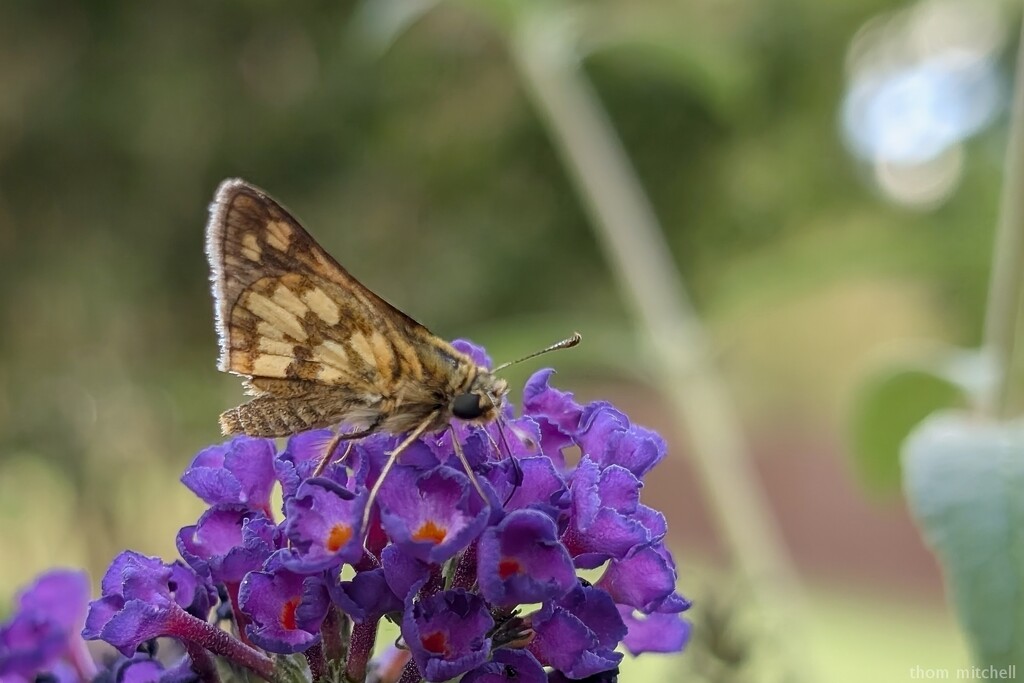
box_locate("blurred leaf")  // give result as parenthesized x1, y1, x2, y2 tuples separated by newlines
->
(578, 1, 756, 118)
(902, 412, 1024, 669)
(848, 346, 982, 494)
(349, 0, 440, 57)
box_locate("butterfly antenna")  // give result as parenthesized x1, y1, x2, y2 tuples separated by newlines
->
(492, 332, 582, 373)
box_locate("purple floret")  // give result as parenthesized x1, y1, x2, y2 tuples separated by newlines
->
(577, 402, 667, 477)
(83, 551, 215, 657)
(528, 583, 627, 679)
(563, 458, 666, 568)
(477, 509, 576, 607)
(376, 465, 489, 565)
(176, 506, 282, 584)
(181, 436, 277, 514)
(596, 543, 689, 614)
(238, 551, 331, 654)
(283, 476, 367, 572)
(402, 589, 494, 682)
(618, 607, 692, 655)
(329, 567, 402, 623)
(0, 569, 93, 681)
(461, 648, 546, 683)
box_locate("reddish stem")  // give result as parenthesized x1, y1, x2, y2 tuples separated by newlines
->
(167, 607, 276, 681)
(182, 642, 222, 683)
(344, 619, 379, 683)
(304, 643, 326, 683)
(451, 542, 478, 590)
(320, 604, 347, 663)
(223, 580, 255, 647)
(419, 567, 444, 598)
(397, 660, 422, 683)
(66, 634, 98, 681)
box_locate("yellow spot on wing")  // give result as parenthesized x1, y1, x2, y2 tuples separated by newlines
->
(348, 332, 376, 367)
(271, 285, 309, 317)
(315, 341, 349, 368)
(244, 292, 308, 341)
(258, 321, 286, 341)
(370, 331, 394, 377)
(241, 233, 261, 261)
(251, 355, 294, 376)
(265, 221, 292, 251)
(259, 338, 296, 356)
(301, 288, 341, 325)
(318, 366, 346, 382)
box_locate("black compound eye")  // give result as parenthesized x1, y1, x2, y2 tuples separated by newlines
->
(452, 392, 485, 419)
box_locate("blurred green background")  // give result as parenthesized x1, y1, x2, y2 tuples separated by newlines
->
(2, 0, 1016, 679)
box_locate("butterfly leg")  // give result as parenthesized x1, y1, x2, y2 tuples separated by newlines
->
(449, 427, 489, 505)
(494, 419, 524, 505)
(311, 416, 384, 478)
(360, 413, 439, 534)
(483, 421, 525, 489)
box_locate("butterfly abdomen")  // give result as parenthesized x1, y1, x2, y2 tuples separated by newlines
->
(219, 396, 336, 437)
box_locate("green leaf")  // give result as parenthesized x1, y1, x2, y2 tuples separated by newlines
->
(274, 653, 312, 683)
(902, 412, 1024, 669)
(849, 362, 967, 495)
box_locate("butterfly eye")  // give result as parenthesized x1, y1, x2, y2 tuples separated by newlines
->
(452, 392, 485, 420)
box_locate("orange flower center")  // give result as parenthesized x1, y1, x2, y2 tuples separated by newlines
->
(280, 596, 301, 630)
(412, 520, 448, 545)
(325, 523, 353, 552)
(498, 557, 523, 579)
(421, 630, 450, 655)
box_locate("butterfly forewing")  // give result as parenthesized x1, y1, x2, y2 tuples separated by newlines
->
(206, 179, 474, 437)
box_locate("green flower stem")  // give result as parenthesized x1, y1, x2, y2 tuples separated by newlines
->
(506, 7, 812, 680)
(981, 14, 1024, 419)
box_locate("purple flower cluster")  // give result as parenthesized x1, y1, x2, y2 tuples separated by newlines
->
(3, 341, 690, 682)
(0, 570, 96, 683)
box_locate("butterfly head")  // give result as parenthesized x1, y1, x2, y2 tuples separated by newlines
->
(450, 371, 508, 424)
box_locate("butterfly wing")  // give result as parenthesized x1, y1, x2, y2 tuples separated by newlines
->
(206, 179, 464, 436)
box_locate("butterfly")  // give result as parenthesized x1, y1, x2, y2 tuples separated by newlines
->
(205, 179, 579, 515)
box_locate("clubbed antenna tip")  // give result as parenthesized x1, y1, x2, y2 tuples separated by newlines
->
(492, 332, 582, 373)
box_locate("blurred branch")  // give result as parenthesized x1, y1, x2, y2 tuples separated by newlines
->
(505, 7, 812, 680)
(981, 13, 1024, 420)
